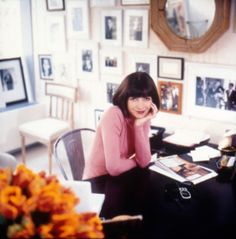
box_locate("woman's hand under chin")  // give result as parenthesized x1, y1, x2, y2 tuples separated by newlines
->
(134, 103, 158, 127)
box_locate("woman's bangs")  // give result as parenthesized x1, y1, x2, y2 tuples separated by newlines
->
(127, 87, 152, 97)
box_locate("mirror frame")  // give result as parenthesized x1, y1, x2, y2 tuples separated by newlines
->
(150, 0, 231, 53)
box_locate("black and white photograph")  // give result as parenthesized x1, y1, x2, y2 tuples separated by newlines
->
(100, 50, 122, 75)
(136, 62, 150, 74)
(186, 62, 236, 123)
(94, 109, 104, 128)
(46, 0, 65, 11)
(77, 42, 99, 80)
(101, 10, 122, 46)
(195, 76, 236, 111)
(124, 9, 149, 47)
(0, 57, 28, 106)
(39, 55, 54, 80)
(82, 50, 93, 72)
(106, 82, 119, 103)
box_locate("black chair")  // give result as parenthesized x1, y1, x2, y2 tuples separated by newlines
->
(54, 128, 95, 180)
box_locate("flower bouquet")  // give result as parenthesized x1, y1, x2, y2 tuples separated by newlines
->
(0, 164, 104, 238)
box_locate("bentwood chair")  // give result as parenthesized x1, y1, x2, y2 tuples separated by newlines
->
(54, 128, 95, 180)
(19, 82, 78, 174)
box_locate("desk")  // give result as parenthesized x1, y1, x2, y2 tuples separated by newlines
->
(88, 157, 236, 239)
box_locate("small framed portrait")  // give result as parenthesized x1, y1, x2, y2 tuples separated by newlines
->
(121, 0, 150, 5)
(66, 0, 89, 39)
(46, 0, 65, 11)
(94, 109, 104, 128)
(38, 54, 54, 80)
(101, 9, 122, 46)
(77, 42, 99, 80)
(124, 9, 149, 48)
(106, 82, 119, 104)
(128, 54, 157, 80)
(158, 80, 183, 115)
(100, 49, 123, 75)
(0, 57, 28, 107)
(158, 56, 184, 80)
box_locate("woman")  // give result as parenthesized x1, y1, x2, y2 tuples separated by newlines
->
(84, 72, 160, 179)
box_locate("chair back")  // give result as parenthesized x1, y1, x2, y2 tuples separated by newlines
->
(45, 82, 78, 128)
(54, 128, 95, 180)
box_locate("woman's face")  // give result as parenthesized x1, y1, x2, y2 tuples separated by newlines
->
(127, 96, 152, 119)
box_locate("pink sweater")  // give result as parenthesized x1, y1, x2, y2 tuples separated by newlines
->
(83, 106, 151, 179)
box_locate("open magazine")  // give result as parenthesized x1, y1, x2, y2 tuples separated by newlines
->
(149, 154, 217, 184)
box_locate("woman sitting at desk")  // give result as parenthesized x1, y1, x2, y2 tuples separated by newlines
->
(84, 72, 160, 179)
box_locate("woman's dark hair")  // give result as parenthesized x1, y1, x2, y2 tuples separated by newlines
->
(113, 72, 160, 117)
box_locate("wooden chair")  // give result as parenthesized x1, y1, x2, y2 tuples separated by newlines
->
(19, 82, 78, 174)
(54, 128, 95, 180)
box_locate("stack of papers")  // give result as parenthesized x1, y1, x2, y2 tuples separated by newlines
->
(190, 145, 221, 162)
(163, 129, 210, 147)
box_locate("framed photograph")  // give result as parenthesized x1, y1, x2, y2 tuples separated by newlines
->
(46, 0, 65, 11)
(186, 62, 236, 123)
(38, 54, 54, 80)
(0, 57, 28, 106)
(158, 80, 183, 115)
(127, 54, 157, 80)
(101, 10, 122, 46)
(121, 0, 150, 5)
(106, 82, 119, 104)
(94, 109, 104, 128)
(77, 42, 99, 80)
(46, 16, 66, 52)
(100, 49, 123, 75)
(158, 56, 184, 80)
(124, 9, 149, 48)
(66, 0, 89, 39)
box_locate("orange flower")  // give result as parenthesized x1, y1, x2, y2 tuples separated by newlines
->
(0, 186, 26, 219)
(0, 167, 12, 190)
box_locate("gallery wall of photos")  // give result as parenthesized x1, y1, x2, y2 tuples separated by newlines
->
(31, 0, 236, 143)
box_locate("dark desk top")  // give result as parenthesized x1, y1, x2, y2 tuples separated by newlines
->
(88, 156, 236, 239)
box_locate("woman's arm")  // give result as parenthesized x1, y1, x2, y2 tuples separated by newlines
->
(101, 108, 137, 176)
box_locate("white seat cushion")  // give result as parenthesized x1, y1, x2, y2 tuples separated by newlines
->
(19, 118, 70, 143)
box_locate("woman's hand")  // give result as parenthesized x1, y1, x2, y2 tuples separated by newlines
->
(134, 103, 158, 126)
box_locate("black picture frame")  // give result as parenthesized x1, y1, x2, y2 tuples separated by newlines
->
(46, 0, 65, 11)
(38, 54, 54, 80)
(0, 57, 28, 107)
(158, 56, 184, 80)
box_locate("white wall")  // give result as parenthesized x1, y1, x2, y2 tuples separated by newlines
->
(31, 0, 236, 145)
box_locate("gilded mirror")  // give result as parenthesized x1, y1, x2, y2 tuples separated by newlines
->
(150, 0, 231, 53)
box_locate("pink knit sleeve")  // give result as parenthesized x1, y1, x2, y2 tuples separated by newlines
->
(133, 122, 152, 168)
(100, 108, 137, 176)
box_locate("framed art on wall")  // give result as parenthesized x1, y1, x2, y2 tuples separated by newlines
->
(186, 62, 236, 123)
(106, 82, 119, 103)
(124, 9, 149, 48)
(101, 9, 122, 46)
(39, 54, 54, 80)
(46, 0, 65, 11)
(0, 57, 28, 106)
(127, 53, 157, 80)
(100, 49, 123, 75)
(158, 80, 183, 115)
(158, 56, 184, 80)
(77, 42, 99, 80)
(66, 0, 89, 39)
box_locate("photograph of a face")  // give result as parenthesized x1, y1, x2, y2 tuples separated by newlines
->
(158, 81, 183, 115)
(39, 55, 54, 80)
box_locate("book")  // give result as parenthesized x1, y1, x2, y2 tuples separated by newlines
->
(149, 154, 217, 184)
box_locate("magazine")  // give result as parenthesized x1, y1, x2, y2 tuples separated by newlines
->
(149, 154, 217, 184)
